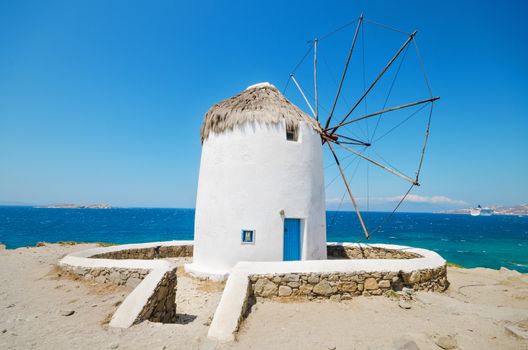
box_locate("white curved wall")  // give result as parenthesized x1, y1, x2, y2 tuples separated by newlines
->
(188, 120, 326, 278)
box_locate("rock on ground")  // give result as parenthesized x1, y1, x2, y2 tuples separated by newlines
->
(434, 334, 458, 349)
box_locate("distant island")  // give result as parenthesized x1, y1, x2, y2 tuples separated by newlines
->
(39, 203, 112, 209)
(445, 204, 528, 216)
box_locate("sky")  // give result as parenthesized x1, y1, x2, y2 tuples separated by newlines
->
(0, 0, 527, 211)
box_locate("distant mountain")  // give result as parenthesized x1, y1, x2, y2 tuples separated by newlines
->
(39, 203, 112, 209)
(445, 204, 528, 216)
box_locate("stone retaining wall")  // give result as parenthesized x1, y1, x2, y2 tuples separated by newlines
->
(61, 265, 149, 289)
(327, 245, 422, 260)
(135, 268, 177, 324)
(249, 265, 448, 301)
(92, 245, 193, 260)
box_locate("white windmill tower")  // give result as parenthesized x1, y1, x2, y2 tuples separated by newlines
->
(186, 82, 328, 279)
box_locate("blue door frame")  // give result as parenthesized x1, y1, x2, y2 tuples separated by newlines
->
(283, 218, 301, 261)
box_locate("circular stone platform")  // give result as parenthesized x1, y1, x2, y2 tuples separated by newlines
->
(59, 241, 447, 342)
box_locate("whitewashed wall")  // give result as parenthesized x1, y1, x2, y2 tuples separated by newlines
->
(187, 119, 326, 279)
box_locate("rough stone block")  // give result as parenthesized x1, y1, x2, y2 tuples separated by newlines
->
(307, 275, 320, 284)
(338, 282, 358, 292)
(254, 278, 278, 297)
(421, 269, 432, 282)
(278, 286, 293, 297)
(299, 284, 313, 295)
(285, 274, 300, 282)
(341, 293, 353, 300)
(409, 271, 421, 284)
(108, 271, 122, 284)
(364, 277, 379, 290)
(330, 294, 341, 302)
(328, 274, 339, 281)
(287, 281, 300, 288)
(378, 280, 391, 288)
(313, 280, 337, 296)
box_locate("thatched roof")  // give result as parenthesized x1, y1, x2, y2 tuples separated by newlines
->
(200, 82, 317, 143)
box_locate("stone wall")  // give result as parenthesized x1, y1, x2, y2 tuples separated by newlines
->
(61, 265, 149, 289)
(327, 245, 422, 260)
(135, 267, 177, 324)
(92, 245, 193, 260)
(249, 265, 448, 301)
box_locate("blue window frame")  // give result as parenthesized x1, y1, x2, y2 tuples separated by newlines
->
(241, 229, 255, 244)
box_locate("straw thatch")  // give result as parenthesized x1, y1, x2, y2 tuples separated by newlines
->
(200, 83, 317, 143)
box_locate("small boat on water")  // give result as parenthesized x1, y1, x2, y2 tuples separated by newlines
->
(470, 205, 494, 216)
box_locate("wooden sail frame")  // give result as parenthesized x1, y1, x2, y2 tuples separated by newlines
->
(288, 15, 438, 240)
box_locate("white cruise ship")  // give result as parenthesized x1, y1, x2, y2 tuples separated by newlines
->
(470, 205, 494, 216)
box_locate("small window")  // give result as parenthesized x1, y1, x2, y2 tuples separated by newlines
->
(286, 125, 299, 142)
(241, 229, 255, 244)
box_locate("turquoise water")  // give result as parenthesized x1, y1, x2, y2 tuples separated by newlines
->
(0, 206, 526, 272)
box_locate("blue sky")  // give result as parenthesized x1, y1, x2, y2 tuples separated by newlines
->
(0, 0, 527, 211)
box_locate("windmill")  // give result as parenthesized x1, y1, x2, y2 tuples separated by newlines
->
(284, 15, 440, 240)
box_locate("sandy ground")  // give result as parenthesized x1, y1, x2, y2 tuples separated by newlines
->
(0, 244, 223, 350)
(230, 267, 528, 350)
(1, 244, 527, 350)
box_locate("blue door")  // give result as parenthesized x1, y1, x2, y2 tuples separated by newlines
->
(283, 218, 301, 261)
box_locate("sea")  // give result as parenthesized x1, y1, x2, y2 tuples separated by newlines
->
(0, 206, 527, 273)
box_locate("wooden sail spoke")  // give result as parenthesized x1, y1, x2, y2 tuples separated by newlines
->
(332, 133, 371, 146)
(327, 141, 370, 240)
(415, 103, 434, 183)
(326, 96, 440, 131)
(290, 74, 316, 117)
(328, 31, 417, 136)
(339, 140, 368, 145)
(324, 15, 363, 130)
(324, 135, 418, 186)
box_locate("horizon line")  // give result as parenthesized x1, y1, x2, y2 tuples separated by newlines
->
(0, 204, 462, 214)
